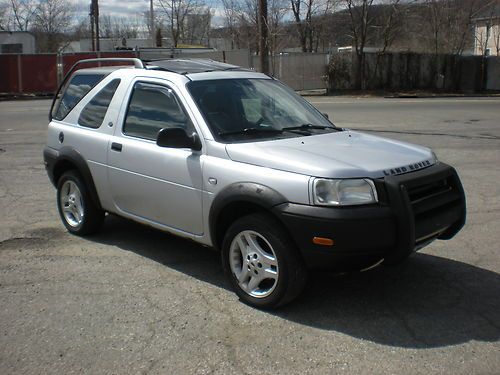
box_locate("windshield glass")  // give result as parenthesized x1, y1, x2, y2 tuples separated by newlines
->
(187, 78, 338, 142)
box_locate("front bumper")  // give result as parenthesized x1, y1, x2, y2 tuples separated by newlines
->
(273, 162, 466, 270)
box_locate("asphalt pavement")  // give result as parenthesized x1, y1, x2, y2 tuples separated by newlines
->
(0, 97, 499, 374)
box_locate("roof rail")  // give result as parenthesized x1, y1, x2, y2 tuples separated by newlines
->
(68, 57, 145, 69)
(49, 57, 144, 121)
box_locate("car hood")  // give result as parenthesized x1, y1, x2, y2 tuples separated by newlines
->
(225, 130, 436, 178)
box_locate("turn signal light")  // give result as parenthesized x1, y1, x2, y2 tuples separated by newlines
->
(312, 237, 334, 246)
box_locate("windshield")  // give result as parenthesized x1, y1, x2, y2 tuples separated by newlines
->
(187, 78, 339, 142)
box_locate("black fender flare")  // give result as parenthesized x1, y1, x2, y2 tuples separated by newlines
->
(208, 182, 288, 248)
(50, 146, 103, 210)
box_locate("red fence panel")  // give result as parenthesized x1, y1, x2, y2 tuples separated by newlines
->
(62, 53, 99, 75)
(21, 54, 58, 93)
(0, 55, 20, 93)
(1, 51, 137, 94)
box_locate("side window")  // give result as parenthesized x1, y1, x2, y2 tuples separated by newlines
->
(78, 79, 121, 129)
(54, 74, 104, 120)
(123, 82, 190, 140)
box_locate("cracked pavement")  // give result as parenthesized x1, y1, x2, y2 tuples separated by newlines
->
(0, 97, 499, 374)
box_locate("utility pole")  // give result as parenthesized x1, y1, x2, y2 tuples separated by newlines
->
(258, 0, 269, 75)
(95, 0, 100, 52)
(90, 0, 100, 52)
(150, 0, 155, 47)
(89, 3, 95, 51)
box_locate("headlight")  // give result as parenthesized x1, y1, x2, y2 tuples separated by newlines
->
(313, 178, 378, 206)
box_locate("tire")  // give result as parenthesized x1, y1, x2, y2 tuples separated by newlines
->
(222, 213, 307, 309)
(56, 170, 104, 235)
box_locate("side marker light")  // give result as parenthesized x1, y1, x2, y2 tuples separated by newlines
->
(312, 237, 334, 246)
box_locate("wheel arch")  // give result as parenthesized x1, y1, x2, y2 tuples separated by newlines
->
(52, 147, 102, 211)
(209, 182, 288, 250)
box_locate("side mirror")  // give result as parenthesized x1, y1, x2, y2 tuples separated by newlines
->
(156, 127, 202, 151)
(322, 113, 329, 120)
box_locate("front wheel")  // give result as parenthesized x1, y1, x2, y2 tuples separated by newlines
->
(56, 170, 104, 235)
(222, 213, 307, 309)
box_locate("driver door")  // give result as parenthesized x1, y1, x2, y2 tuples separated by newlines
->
(107, 79, 204, 235)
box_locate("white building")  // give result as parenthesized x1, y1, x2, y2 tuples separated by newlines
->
(473, 4, 500, 56)
(0, 31, 36, 54)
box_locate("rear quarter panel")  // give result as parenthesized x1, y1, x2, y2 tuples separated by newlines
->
(46, 73, 132, 211)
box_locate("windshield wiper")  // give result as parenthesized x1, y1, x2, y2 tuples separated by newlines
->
(282, 123, 332, 132)
(218, 127, 283, 137)
(218, 124, 335, 138)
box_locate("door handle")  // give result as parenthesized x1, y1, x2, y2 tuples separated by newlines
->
(111, 142, 122, 152)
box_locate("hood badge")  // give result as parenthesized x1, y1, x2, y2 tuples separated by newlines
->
(383, 160, 432, 176)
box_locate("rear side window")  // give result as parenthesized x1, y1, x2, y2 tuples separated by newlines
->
(123, 82, 190, 140)
(54, 74, 104, 120)
(78, 79, 121, 128)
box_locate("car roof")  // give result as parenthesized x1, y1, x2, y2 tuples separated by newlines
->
(73, 58, 269, 82)
(74, 59, 248, 75)
(145, 58, 247, 74)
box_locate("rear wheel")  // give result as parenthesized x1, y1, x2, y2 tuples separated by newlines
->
(222, 213, 307, 309)
(56, 170, 104, 235)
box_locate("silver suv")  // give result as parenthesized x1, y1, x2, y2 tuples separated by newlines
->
(44, 58, 466, 308)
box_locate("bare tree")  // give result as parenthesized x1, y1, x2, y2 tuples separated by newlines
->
(32, 0, 73, 52)
(268, 0, 288, 53)
(144, 9, 164, 45)
(12, 0, 37, 30)
(291, 0, 336, 52)
(100, 14, 113, 38)
(184, 7, 211, 45)
(452, 0, 486, 55)
(290, 0, 308, 52)
(221, 0, 259, 51)
(475, 14, 492, 55)
(344, 0, 401, 88)
(100, 14, 140, 40)
(472, 1, 500, 55)
(425, 0, 476, 55)
(344, 0, 374, 88)
(0, 0, 37, 30)
(493, 21, 500, 55)
(242, 0, 260, 51)
(155, 0, 205, 47)
(221, 0, 242, 49)
(71, 17, 91, 40)
(422, 0, 493, 56)
(0, 1, 9, 30)
(378, 0, 402, 53)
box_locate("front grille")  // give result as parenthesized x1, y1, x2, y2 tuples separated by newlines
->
(381, 162, 465, 262)
(407, 176, 461, 217)
(404, 174, 463, 243)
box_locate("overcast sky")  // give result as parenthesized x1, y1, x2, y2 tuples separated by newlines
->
(74, 0, 225, 26)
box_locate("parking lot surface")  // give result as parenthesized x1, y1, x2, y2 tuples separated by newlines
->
(1, 97, 499, 374)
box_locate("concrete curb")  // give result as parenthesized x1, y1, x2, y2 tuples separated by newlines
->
(0, 93, 53, 101)
(325, 90, 500, 98)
